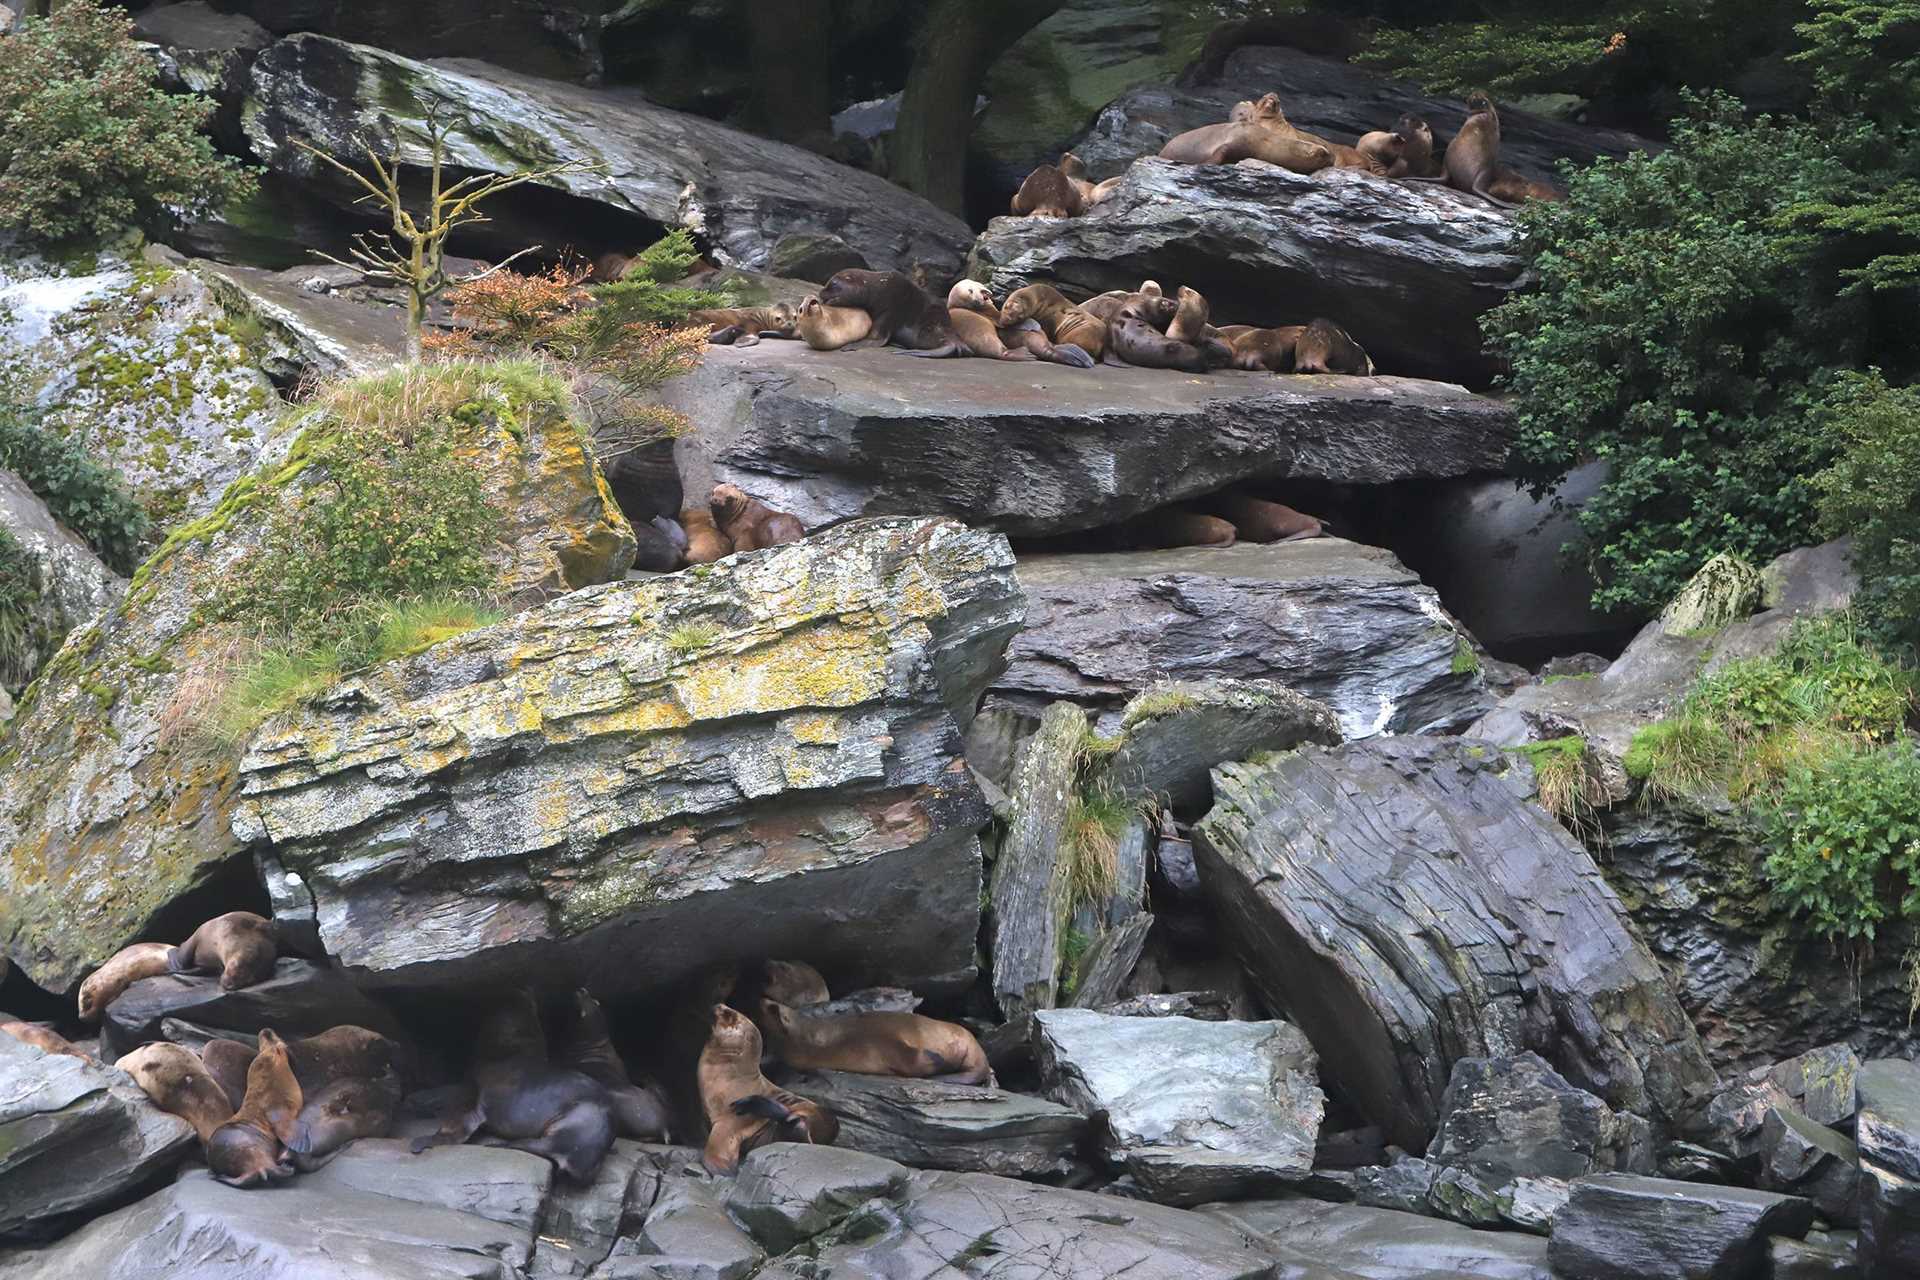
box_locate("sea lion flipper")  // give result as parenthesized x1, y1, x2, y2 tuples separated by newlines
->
(165, 944, 193, 975)
(1047, 343, 1096, 370)
(730, 1094, 797, 1123)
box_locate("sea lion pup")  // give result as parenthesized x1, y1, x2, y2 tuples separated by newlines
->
(1211, 493, 1329, 542)
(288, 1073, 401, 1171)
(411, 990, 615, 1184)
(1221, 324, 1307, 372)
(1293, 317, 1375, 375)
(201, 1037, 257, 1111)
(758, 999, 991, 1085)
(817, 269, 965, 356)
(1106, 303, 1210, 373)
(999, 284, 1108, 363)
(1388, 114, 1439, 178)
(78, 941, 175, 1022)
(1, 1020, 89, 1059)
(117, 1043, 234, 1142)
(710, 483, 804, 553)
(678, 506, 733, 564)
(206, 1028, 301, 1188)
(168, 911, 277, 992)
(942, 281, 1033, 362)
(795, 294, 873, 352)
(559, 989, 673, 1142)
(1355, 128, 1408, 177)
(687, 303, 798, 347)
(698, 1003, 838, 1175)
(1009, 161, 1083, 218)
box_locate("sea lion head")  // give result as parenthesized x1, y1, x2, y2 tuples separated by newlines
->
(998, 288, 1035, 326)
(757, 998, 799, 1044)
(1465, 90, 1495, 116)
(762, 959, 829, 1006)
(765, 301, 797, 327)
(116, 1043, 231, 1120)
(1137, 280, 1163, 298)
(817, 269, 876, 309)
(709, 483, 751, 524)
(206, 1120, 295, 1187)
(707, 1003, 760, 1061)
(799, 294, 822, 317)
(1228, 99, 1257, 123)
(1252, 92, 1286, 123)
(572, 987, 610, 1039)
(946, 280, 994, 312)
(1059, 151, 1087, 178)
(474, 990, 544, 1061)
(1395, 114, 1432, 145)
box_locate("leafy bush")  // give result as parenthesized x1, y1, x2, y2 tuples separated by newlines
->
(0, 0, 255, 245)
(1812, 373, 1920, 646)
(0, 400, 151, 576)
(1766, 744, 1920, 941)
(0, 525, 44, 693)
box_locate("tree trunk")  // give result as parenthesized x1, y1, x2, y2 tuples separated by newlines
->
(889, 0, 1065, 216)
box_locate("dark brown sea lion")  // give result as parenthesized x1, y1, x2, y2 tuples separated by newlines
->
(201, 1037, 256, 1111)
(117, 1042, 233, 1142)
(1010, 162, 1083, 218)
(168, 911, 276, 992)
(632, 515, 684, 573)
(678, 507, 733, 564)
(288, 1025, 401, 1092)
(559, 989, 673, 1142)
(288, 1073, 401, 1171)
(761, 959, 832, 1008)
(1293, 318, 1375, 375)
(1125, 510, 1238, 550)
(1210, 493, 1329, 542)
(1105, 303, 1210, 372)
(817, 269, 965, 356)
(1221, 324, 1306, 372)
(688, 304, 798, 347)
(1389, 114, 1439, 178)
(795, 294, 873, 351)
(698, 1003, 838, 1175)
(79, 942, 174, 1023)
(999, 284, 1107, 363)
(410, 990, 615, 1184)
(206, 1028, 301, 1188)
(710, 483, 804, 553)
(758, 999, 991, 1085)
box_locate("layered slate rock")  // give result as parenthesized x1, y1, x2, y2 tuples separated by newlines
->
(1758, 1106, 1862, 1226)
(99, 959, 405, 1062)
(969, 158, 1526, 386)
(992, 540, 1493, 739)
(727, 1145, 910, 1254)
(1194, 737, 1717, 1152)
(240, 35, 972, 278)
(232, 519, 1021, 995)
(1548, 1174, 1816, 1280)
(190, 261, 408, 384)
(1208, 1199, 1553, 1280)
(1429, 1054, 1652, 1185)
(667, 343, 1513, 538)
(783, 1070, 1086, 1177)
(0, 1038, 195, 1241)
(1033, 1008, 1323, 1205)
(0, 471, 123, 691)
(1099, 678, 1342, 812)
(1857, 1058, 1920, 1279)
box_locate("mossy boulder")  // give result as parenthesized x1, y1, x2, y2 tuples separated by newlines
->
(0, 470, 124, 694)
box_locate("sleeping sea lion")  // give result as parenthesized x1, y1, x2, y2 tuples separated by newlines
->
(817, 270, 965, 356)
(1293, 318, 1375, 375)
(168, 911, 276, 992)
(287, 1025, 401, 1092)
(78, 942, 175, 1022)
(1009, 162, 1083, 218)
(1355, 128, 1408, 176)
(795, 294, 873, 351)
(710, 483, 804, 553)
(1, 1021, 89, 1059)
(117, 1042, 235, 1142)
(559, 989, 673, 1142)
(678, 507, 732, 564)
(758, 999, 991, 1085)
(206, 1028, 301, 1188)
(999, 284, 1107, 363)
(699, 1003, 838, 1175)
(688, 303, 798, 347)
(1243, 92, 1376, 171)
(1222, 324, 1306, 372)
(201, 1037, 256, 1111)
(288, 1073, 401, 1171)
(1080, 290, 1178, 330)
(1105, 303, 1210, 372)
(1210, 493, 1329, 542)
(1125, 509, 1238, 550)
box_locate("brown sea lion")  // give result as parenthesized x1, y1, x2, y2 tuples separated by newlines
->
(1293, 318, 1375, 375)
(288, 1025, 401, 1092)
(1356, 129, 1408, 177)
(1010, 162, 1083, 218)
(168, 911, 276, 992)
(999, 284, 1108, 363)
(1388, 114, 1440, 178)
(1161, 99, 1333, 174)
(1126, 510, 1238, 550)
(289, 1073, 401, 1171)
(762, 960, 832, 1008)
(411, 990, 615, 1184)
(678, 506, 733, 564)
(758, 999, 991, 1085)
(817, 269, 965, 356)
(206, 1028, 301, 1188)
(699, 1003, 838, 1175)
(116, 1042, 234, 1142)
(590, 251, 634, 284)
(78, 941, 175, 1022)
(1240, 93, 1373, 170)
(559, 989, 673, 1142)
(710, 483, 804, 553)
(944, 281, 1033, 362)
(1167, 286, 1209, 344)
(1058, 152, 1098, 207)
(1105, 303, 1209, 372)
(1080, 290, 1178, 330)
(1413, 92, 1559, 209)
(795, 294, 873, 351)
(688, 304, 798, 347)
(1223, 324, 1306, 372)
(1210, 493, 1329, 542)
(1488, 169, 1564, 205)
(1, 1020, 89, 1059)
(201, 1037, 257, 1112)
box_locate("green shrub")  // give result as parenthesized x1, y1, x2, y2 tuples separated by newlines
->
(1812, 373, 1920, 646)
(0, 0, 255, 245)
(0, 525, 44, 693)
(0, 401, 151, 576)
(1765, 744, 1920, 941)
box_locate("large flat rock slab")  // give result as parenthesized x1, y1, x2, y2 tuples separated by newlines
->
(1208, 1199, 1552, 1280)
(667, 341, 1512, 538)
(990, 539, 1492, 738)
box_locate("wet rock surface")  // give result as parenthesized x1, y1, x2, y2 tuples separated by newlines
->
(0, 471, 123, 691)
(1547, 1173, 1816, 1280)
(98, 958, 407, 1062)
(1209, 1198, 1553, 1280)
(780, 1071, 1086, 1178)
(1428, 1053, 1653, 1185)
(1857, 1058, 1920, 1278)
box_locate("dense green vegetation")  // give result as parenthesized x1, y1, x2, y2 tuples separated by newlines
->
(0, 400, 151, 577)
(0, 525, 44, 694)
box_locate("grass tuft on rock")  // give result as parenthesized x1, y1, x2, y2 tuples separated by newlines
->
(1511, 735, 1607, 838)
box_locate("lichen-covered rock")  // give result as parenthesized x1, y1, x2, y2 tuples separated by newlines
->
(0, 471, 124, 692)
(0, 374, 633, 993)
(0, 244, 285, 529)
(231, 518, 1020, 995)
(1659, 553, 1765, 637)
(1099, 677, 1342, 812)
(189, 261, 407, 384)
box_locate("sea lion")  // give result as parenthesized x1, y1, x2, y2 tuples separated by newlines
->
(945, 281, 1093, 367)
(1105, 303, 1210, 372)
(678, 506, 733, 564)
(201, 1037, 256, 1111)
(710, 483, 804, 553)
(1126, 509, 1238, 550)
(795, 294, 873, 352)
(1222, 324, 1306, 372)
(1139, 280, 1164, 298)
(762, 959, 831, 1007)
(287, 1025, 401, 1092)
(1293, 318, 1375, 375)
(817, 269, 965, 356)
(1414, 92, 1559, 209)
(758, 999, 991, 1085)
(698, 1003, 838, 1175)
(1080, 290, 1178, 330)
(1388, 114, 1439, 178)
(288, 1073, 401, 1171)
(944, 282, 1033, 362)
(558, 989, 673, 1142)
(688, 304, 798, 347)
(1161, 96, 1333, 174)
(1355, 128, 1408, 176)
(1, 1021, 89, 1059)
(1058, 152, 1098, 207)
(1239, 92, 1375, 171)
(168, 911, 276, 992)
(116, 1043, 233, 1142)
(1009, 162, 1083, 218)
(1210, 493, 1329, 542)
(78, 941, 174, 1022)
(1167, 286, 1209, 344)
(999, 284, 1107, 363)
(206, 1028, 301, 1188)
(411, 990, 615, 1184)
(1488, 169, 1564, 205)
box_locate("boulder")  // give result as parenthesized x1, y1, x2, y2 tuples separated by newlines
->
(1771, 1231, 1863, 1279)
(1193, 737, 1717, 1153)
(189, 261, 408, 384)
(1354, 1159, 1441, 1215)
(98, 958, 406, 1062)
(0, 371, 634, 993)
(781, 1070, 1087, 1178)
(1857, 1058, 1920, 1278)
(0, 244, 286, 529)
(629, 1165, 765, 1278)
(1547, 1174, 1816, 1280)
(1758, 1107, 1861, 1227)
(1066, 912, 1153, 1010)
(968, 158, 1526, 386)
(987, 702, 1087, 1022)
(0, 1037, 195, 1241)
(0, 471, 123, 692)
(231, 518, 1020, 995)
(1099, 678, 1342, 813)
(992, 540, 1493, 739)
(726, 1145, 909, 1255)
(1032, 1008, 1323, 1205)
(217, 0, 609, 81)
(665, 342, 1513, 539)
(240, 35, 972, 279)
(1207, 1198, 1553, 1280)
(1428, 1054, 1652, 1186)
